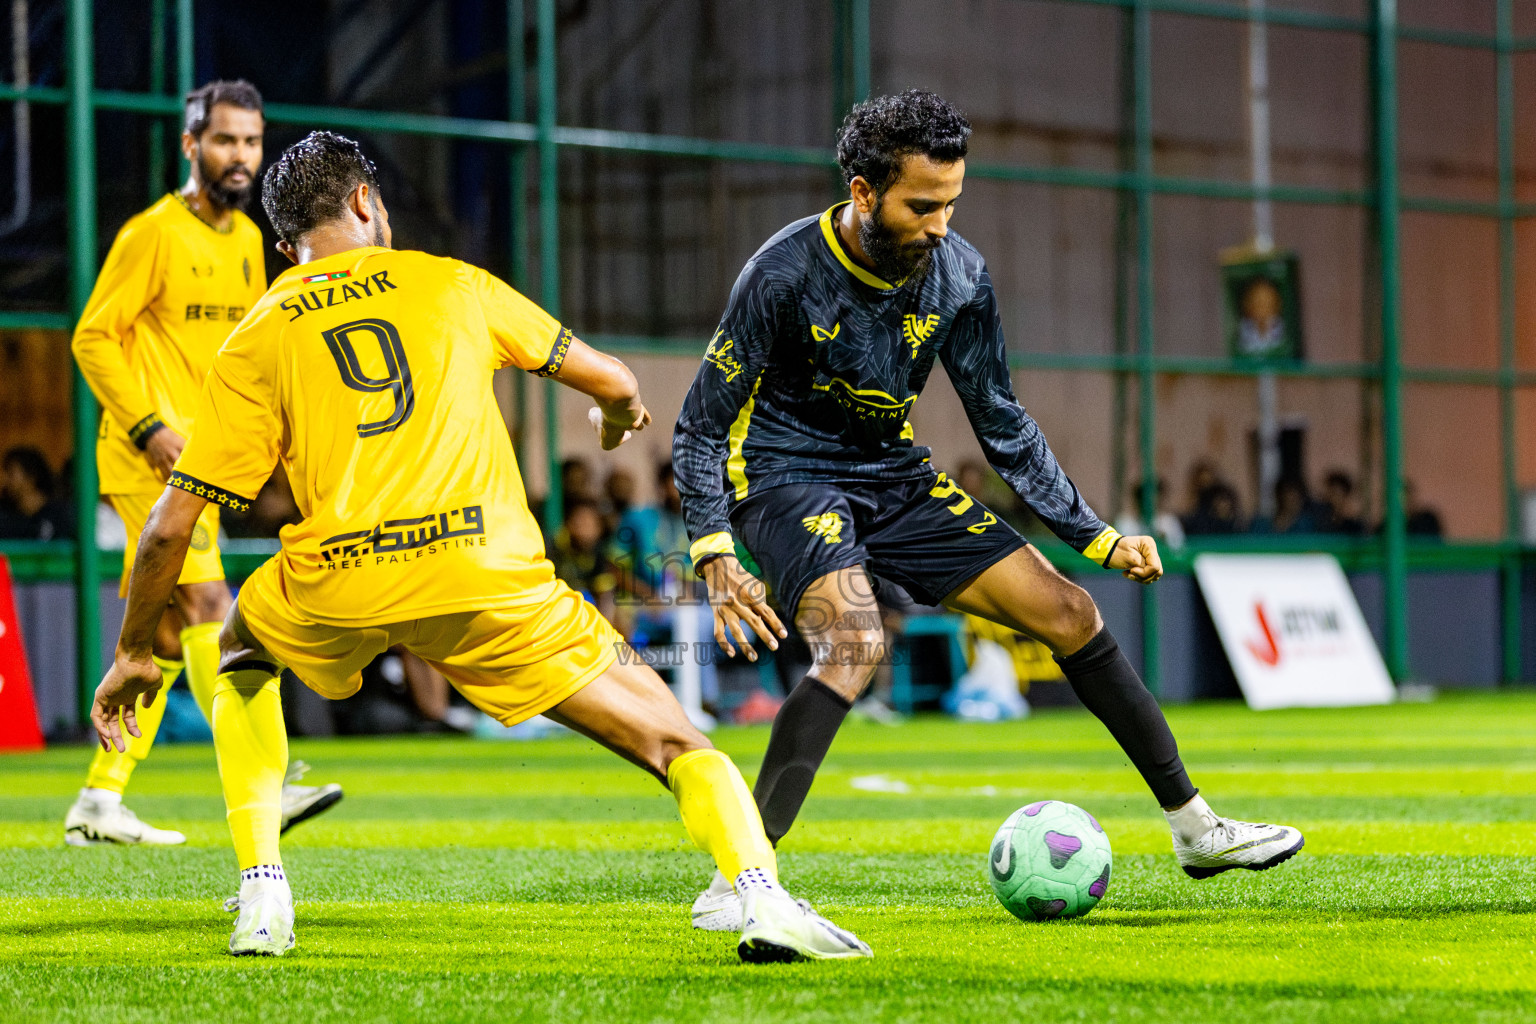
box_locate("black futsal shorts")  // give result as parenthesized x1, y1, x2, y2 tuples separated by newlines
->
(729, 470, 1028, 620)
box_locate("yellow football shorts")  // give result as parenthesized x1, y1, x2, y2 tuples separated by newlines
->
(235, 561, 622, 726)
(109, 490, 224, 597)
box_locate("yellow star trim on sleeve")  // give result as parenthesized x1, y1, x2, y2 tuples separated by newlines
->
(167, 471, 253, 515)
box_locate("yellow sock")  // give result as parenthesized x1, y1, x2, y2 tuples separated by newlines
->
(180, 621, 222, 722)
(212, 668, 287, 869)
(83, 656, 183, 793)
(668, 748, 777, 884)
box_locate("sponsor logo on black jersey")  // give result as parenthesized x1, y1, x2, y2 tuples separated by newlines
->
(902, 313, 939, 357)
(703, 330, 745, 382)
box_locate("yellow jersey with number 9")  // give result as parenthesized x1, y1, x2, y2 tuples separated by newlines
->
(172, 246, 573, 627)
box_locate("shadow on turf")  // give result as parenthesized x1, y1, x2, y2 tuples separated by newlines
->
(1, 918, 227, 941)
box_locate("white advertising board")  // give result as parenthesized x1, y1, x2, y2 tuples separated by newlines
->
(1193, 554, 1395, 710)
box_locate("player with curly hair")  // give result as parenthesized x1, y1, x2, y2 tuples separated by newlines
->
(674, 90, 1305, 930)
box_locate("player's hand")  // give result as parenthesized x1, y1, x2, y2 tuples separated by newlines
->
(700, 554, 788, 662)
(588, 403, 651, 451)
(90, 653, 165, 753)
(1106, 534, 1163, 585)
(142, 428, 186, 482)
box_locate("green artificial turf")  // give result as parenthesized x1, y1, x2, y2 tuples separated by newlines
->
(4, 691, 1536, 1022)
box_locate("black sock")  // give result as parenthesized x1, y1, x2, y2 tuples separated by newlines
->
(752, 676, 853, 845)
(1054, 627, 1196, 808)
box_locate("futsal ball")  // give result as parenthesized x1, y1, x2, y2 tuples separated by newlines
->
(988, 800, 1112, 921)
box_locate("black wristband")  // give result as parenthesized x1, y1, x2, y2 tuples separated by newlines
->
(1100, 535, 1124, 568)
(128, 413, 166, 451)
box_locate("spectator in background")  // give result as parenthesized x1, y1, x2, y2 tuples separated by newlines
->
(1381, 479, 1444, 539)
(1115, 477, 1185, 551)
(603, 466, 638, 537)
(957, 458, 1040, 535)
(606, 460, 696, 655)
(1250, 478, 1320, 535)
(392, 647, 479, 733)
(1184, 481, 1244, 535)
(0, 446, 75, 540)
(560, 457, 596, 513)
(223, 465, 302, 538)
(1182, 460, 1220, 522)
(957, 460, 988, 499)
(1321, 470, 1365, 535)
(610, 461, 692, 597)
(550, 498, 618, 622)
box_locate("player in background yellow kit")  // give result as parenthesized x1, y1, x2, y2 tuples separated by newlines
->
(66, 81, 341, 847)
(89, 131, 870, 963)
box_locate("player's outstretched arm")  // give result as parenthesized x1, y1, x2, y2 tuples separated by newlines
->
(91, 486, 207, 753)
(942, 267, 1122, 565)
(549, 337, 651, 450)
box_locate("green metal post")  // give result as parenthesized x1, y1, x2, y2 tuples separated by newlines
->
(508, 0, 528, 473)
(1373, 0, 1409, 680)
(1110, 4, 1136, 544)
(1133, 0, 1159, 694)
(176, 0, 193, 178)
(537, 0, 561, 533)
(831, 0, 847, 120)
(147, 0, 167, 200)
(1496, 0, 1521, 683)
(850, 0, 871, 103)
(68, 0, 100, 721)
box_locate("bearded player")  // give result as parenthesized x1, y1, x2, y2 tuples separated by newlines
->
(89, 131, 869, 962)
(67, 80, 341, 846)
(675, 90, 1305, 930)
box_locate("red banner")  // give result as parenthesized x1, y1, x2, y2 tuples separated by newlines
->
(0, 555, 44, 751)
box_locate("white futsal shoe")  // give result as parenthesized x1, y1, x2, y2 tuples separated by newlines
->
(64, 790, 186, 846)
(226, 866, 296, 956)
(1166, 794, 1305, 879)
(280, 760, 344, 835)
(691, 870, 742, 932)
(734, 869, 872, 963)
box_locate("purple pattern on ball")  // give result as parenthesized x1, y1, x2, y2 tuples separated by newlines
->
(1044, 830, 1083, 869)
(1088, 864, 1110, 899)
(1025, 896, 1068, 920)
(1023, 800, 1051, 817)
(1084, 810, 1104, 833)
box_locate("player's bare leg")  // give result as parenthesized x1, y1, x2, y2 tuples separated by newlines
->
(943, 545, 1304, 877)
(544, 655, 871, 960)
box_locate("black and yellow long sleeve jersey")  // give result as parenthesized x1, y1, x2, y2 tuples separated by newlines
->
(674, 201, 1113, 567)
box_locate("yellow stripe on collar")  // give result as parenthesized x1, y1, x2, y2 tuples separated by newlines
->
(819, 202, 903, 290)
(1082, 527, 1123, 567)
